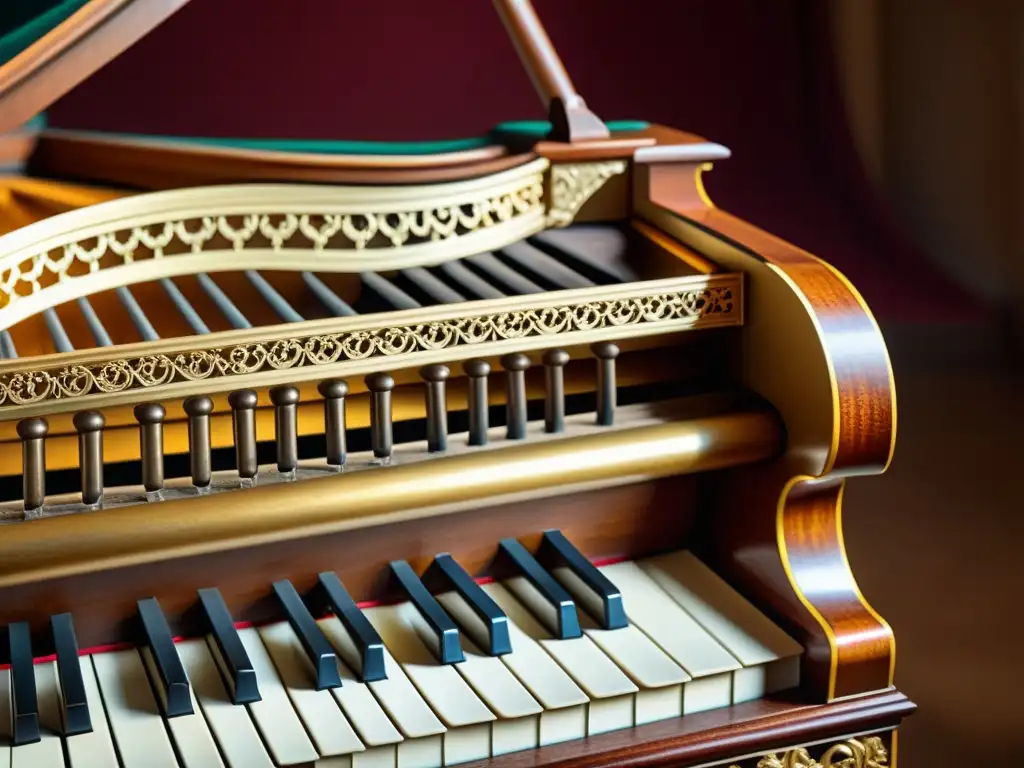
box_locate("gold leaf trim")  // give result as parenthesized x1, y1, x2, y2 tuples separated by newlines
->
(728, 736, 890, 768)
(0, 285, 735, 410)
(547, 161, 627, 227)
(0, 172, 545, 312)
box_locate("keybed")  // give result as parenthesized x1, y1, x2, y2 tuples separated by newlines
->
(0, 542, 802, 767)
(12, 340, 623, 517)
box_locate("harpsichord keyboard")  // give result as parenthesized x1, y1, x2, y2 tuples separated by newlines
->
(0, 537, 800, 768)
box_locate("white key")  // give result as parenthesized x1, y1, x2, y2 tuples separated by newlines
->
(431, 591, 542, 756)
(366, 604, 494, 766)
(178, 639, 274, 768)
(598, 562, 739, 713)
(139, 646, 224, 768)
(91, 650, 179, 768)
(550, 561, 690, 724)
(0, 668, 12, 768)
(62, 657, 118, 768)
(318, 616, 404, 768)
(258, 621, 365, 764)
(498, 578, 638, 735)
(471, 585, 588, 746)
(327, 609, 445, 768)
(237, 628, 320, 766)
(10, 662, 63, 768)
(640, 551, 803, 700)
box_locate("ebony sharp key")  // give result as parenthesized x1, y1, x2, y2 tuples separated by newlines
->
(9, 622, 40, 745)
(318, 572, 386, 682)
(198, 588, 260, 704)
(51, 613, 92, 735)
(499, 538, 582, 640)
(137, 597, 193, 718)
(426, 554, 511, 656)
(390, 560, 465, 665)
(537, 529, 627, 630)
(272, 580, 342, 690)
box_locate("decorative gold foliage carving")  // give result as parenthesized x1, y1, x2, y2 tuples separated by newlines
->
(547, 161, 627, 227)
(0, 176, 544, 310)
(0, 286, 734, 409)
(728, 737, 889, 768)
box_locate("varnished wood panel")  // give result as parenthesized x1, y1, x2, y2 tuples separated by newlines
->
(2, 477, 698, 652)
(30, 131, 533, 189)
(462, 690, 912, 768)
(635, 162, 897, 701)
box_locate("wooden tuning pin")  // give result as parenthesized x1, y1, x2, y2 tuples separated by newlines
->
(318, 379, 349, 470)
(463, 359, 491, 447)
(134, 403, 166, 501)
(542, 349, 569, 434)
(365, 372, 395, 464)
(421, 364, 450, 453)
(16, 417, 47, 518)
(183, 396, 214, 493)
(591, 342, 620, 426)
(270, 385, 300, 479)
(73, 410, 105, 507)
(501, 353, 531, 440)
(228, 389, 259, 487)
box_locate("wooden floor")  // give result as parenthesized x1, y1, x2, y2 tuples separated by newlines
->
(843, 322, 1024, 765)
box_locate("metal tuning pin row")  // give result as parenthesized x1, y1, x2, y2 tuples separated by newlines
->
(14, 342, 620, 516)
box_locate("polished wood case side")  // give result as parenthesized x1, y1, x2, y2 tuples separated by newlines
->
(633, 152, 897, 701)
(0, 0, 193, 135)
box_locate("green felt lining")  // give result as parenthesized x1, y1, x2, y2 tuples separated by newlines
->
(0, 0, 90, 68)
(116, 120, 651, 156)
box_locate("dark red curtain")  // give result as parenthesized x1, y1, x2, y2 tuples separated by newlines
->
(47, 0, 979, 322)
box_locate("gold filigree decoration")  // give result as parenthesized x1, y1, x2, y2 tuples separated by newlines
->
(0, 177, 544, 310)
(547, 161, 627, 227)
(728, 737, 889, 768)
(0, 286, 733, 408)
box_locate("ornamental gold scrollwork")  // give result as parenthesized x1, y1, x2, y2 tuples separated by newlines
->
(0, 286, 733, 408)
(727, 737, 889, 768)
(547, 161, 627, 227)
(0, 176, 544, 310)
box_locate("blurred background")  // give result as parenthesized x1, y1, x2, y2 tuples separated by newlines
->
(36, 0, 1024, 763)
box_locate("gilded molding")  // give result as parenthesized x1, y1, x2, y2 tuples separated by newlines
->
(727, 736, 889, 768)
(547, 161, 627, 227)
(0, 160, 548, 327)
(0, 276, 738, 417)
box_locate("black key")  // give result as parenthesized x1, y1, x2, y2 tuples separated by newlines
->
(198, 588, 260, 704)
(317, 573, 386, 682)
(272, 580, 341, 690)
(425, 554, 511, 656)
(51, 613, 91, 735)
(137, 598, 193, 718)
(8, 622, 39, 745)
(390, 560, 464, 665)
(499, 538, 582, 640)
(536, 530, 627, 630)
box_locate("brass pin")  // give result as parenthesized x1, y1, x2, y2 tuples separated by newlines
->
(134, 403, 166, 500)
(365, 372, 395, 463)
(183, 396, 214, 492)
(501, 353, 531, 440)
(228, 389, 259, 487)
(463, 359, 491, 447)
(270, 385, 300, 478)
(17, 417, 48, 517)
(73, 410, 105, 507)
(542, 349, 570, 434)
(318, 379, 349, 469)
(592, 342, 620, 426)
(421, 365, 450, 453)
